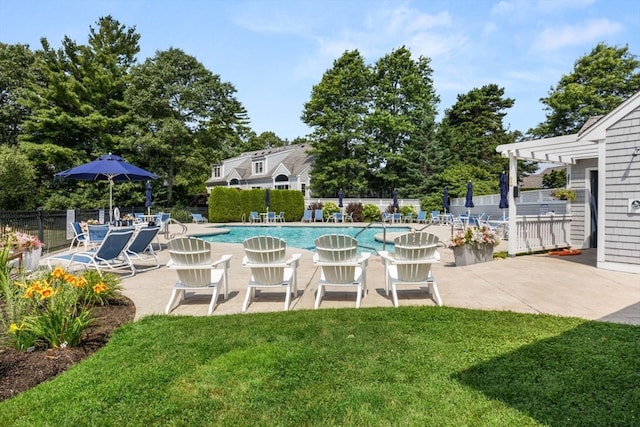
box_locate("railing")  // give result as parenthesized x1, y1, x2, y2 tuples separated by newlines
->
(513, 215, 572, 254)
(163, 218, 188, 239)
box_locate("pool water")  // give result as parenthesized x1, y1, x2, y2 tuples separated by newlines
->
(198, 225, 411, 253)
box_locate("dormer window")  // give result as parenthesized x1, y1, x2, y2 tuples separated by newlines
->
(213, 166, 221, 178)
(253, 160, 264, 175)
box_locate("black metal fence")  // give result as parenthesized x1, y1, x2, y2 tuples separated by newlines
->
(1, 206, 210, 254)
(0, 209, 105, 254)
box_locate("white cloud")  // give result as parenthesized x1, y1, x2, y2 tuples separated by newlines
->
(534, 18, 623, 51)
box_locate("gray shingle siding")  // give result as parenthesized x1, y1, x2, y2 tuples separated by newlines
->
(604, 106, 640, 267)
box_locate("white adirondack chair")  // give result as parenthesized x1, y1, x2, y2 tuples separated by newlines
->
(378, 231, 442, 307)
(242, 236, 301, 312)
(165, 237, 231, 315)
(313, 234, 371, 309)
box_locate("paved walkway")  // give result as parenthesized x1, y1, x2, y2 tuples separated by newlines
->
(92, 222, 638, 325)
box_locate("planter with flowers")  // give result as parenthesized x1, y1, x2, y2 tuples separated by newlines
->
(1, 230, 43, 272)
(448, 226, 500, 266)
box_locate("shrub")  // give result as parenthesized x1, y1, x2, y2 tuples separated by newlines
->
(346, 202, 363, 222)
(362, 204, 381, 222)
(322, 201, 339, 220)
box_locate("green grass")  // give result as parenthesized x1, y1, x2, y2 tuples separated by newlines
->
(1, 307, 638, 426)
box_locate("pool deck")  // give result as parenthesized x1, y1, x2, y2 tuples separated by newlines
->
(54, 222, 640, 325)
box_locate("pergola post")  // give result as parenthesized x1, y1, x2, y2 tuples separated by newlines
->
(508, 152, 518, 257)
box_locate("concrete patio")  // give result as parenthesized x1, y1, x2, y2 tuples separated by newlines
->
(116, 222, 639, 325)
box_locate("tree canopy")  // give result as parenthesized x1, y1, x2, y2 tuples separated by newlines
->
(529, 43, 640, 138)
(0, 13, 637, 211)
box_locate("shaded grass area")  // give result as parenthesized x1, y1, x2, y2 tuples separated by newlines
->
(1, 307, 638, 426)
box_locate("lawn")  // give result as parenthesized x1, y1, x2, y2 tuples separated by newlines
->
(1, 306, 638, 426)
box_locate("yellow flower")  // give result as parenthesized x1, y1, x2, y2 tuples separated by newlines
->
(9, 323, 19, 333)
(71, 276, 88, 288)
(93, 283, 108, 294)
(39, 287, 55, 299)
(51, 266, 67, 279)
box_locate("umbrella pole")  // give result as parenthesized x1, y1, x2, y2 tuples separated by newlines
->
(109, 179, 113, 225)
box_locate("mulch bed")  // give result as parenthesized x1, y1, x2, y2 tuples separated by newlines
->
(0, 297, 135, 402)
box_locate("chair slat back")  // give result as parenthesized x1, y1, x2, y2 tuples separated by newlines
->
(127, 226, 160, 254)
(95, 229, 134, 261)
(88, 224, 110, 243)
(393, 232, 439, 282)
(315, 234, 358, 284)
(243, 236, 287, 285)
(168, 237, 213, 287)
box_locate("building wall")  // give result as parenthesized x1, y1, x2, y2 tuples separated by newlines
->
(570, 158, 597, 248)
(603, 106, 640, 268)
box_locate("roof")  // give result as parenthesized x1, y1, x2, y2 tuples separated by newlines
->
(496, 91, 640, 164)
(206, 143, 313, 185)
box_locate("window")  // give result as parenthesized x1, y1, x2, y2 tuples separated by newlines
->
(275, 174, 288, 190)
(301, 183, 306, 194)
(275, 184, 289, 190)
(213, 166, 221, 178)
(253, 161, 264, 174)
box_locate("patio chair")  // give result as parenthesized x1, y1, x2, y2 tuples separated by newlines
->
(241, 236, 301, 312)
(87, 224, 110, 247)
(383, 212, 392, 223)
(124, 226, 161, 273)
(332, 212, 344, 223)
(301, 209, 312, 222)
(277, 211, 286, 222)
(267, 211, 276, 223)
(314, 209, 324, 222)
(313, 234, 371, 309)
(415, 211, 428, 224)
(378, 231, 442, 307)
(47, 229, 136, 277)
(165, 237, 231, 315)
(403, 213, 413, 223)
(191, 213, 208, 223)
(430, 211, 441, 225)
(249, 211, 261, 223)
(69, 222, 88, 251)
(393, 213, 403, 223)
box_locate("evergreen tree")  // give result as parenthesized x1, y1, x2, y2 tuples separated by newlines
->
(367, 46, 439, 198)
(301, 50, 371, 198)
(436, 84, 515, 175)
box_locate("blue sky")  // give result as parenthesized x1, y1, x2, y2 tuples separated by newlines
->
(1, 0, 638, 141)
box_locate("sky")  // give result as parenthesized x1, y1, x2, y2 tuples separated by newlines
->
(1, 0, 639, 141)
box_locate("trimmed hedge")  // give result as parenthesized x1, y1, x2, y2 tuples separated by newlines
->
(208, 188, 305, 223)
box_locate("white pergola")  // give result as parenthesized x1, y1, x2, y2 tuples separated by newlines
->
(495, 132, 601, 256)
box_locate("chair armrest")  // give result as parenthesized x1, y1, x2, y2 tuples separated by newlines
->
(212, 254, 232, 267)
(356, 252, 371, 263)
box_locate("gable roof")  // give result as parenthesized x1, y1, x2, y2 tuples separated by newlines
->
(206, 143, 313, 185)
(496, 91, 640, 164)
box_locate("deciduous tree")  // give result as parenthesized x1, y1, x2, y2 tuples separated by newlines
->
(124, 48, 249, 205)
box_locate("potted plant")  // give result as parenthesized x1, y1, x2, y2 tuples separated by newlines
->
(447, 226, 500, 266)
(550, 188, 576, 201)
(0, 230, 43, 271)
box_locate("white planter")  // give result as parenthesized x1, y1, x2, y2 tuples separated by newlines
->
(23, 247, 42, 272)
(453, 245, 493, 266)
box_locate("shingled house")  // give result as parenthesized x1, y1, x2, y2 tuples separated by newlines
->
(497, 91, 640, 274)
(205, 143, 313, 198)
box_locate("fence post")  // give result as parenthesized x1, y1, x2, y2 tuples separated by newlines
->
(38, 207, 45, 247)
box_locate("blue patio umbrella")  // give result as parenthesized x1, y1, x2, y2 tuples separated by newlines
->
(443, 187, 450, 213)
(145, 182, 153, 215)
(338, 188, 344, 208)
(55, 153, 157, 223)
(392, 188, 399, 211)
(464, 181, 474, 216)
(265, 188, 270, 211)
(499, 171, 508, 219)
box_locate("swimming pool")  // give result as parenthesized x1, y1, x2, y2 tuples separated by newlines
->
(198, 225, 412, 253)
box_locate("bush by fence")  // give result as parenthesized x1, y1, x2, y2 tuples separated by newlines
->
(208, 188, 305, 222)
